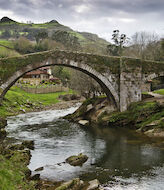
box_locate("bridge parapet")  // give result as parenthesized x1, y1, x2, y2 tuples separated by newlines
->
(0, 50, 164, 111)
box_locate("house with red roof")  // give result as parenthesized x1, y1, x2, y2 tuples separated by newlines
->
(20, 67, 54, 85)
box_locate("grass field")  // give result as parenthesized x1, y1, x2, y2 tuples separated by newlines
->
(0, 153, 36, 190)
(0, 40, 20, 58)
(154, 89, 164, 95)
(0, 40, 14, 48)
(0, 86, 74, 118)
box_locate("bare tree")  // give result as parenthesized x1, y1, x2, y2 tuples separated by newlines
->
(128, 31, 160, 60)
(68, 69, 103, 98)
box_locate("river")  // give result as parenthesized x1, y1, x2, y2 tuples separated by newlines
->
(6, 105, 164, 190)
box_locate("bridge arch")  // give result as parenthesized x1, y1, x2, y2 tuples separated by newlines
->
(0, 56, 120, 109)
(143, 72, 164, 82)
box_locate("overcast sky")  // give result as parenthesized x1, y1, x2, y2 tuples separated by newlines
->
(0, 0, 163, 41)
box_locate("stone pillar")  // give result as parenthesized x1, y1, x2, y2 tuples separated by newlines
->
(119, 59, 142, 112)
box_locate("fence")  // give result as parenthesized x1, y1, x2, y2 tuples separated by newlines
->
(17, 84, 69, 94)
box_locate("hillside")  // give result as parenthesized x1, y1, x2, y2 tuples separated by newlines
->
(0, 17, 110, 55)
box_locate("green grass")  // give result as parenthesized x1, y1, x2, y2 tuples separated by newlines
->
(0, 40, 19, 58)
(97, 100, 163, 129)
(0, 40, 14, 48)
(0, 86, 74, 118)
(11, 86, 73, 105)
(0, 152, 36, 190)
(0, 46, 20, 58)
(68, 31, 86, 42)
(142, 91, 148, 95)
(154, 89, 164, 95)
(19, 32, 28, 35)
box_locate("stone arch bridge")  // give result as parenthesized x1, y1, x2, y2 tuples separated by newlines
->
(0, 50, 164, 111)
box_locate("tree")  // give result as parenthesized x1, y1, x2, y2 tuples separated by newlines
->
(52, 31, 81, 51)
(52, 66, 70, 86)
(35, 31, 48, 43)
(161, 39, 164, 61)
(68, 69, 103, 98)
(129, 31, 159, 60)
(35, 39, 65, 52)
(14, 37, 35, 54)
(1, 30, 11, 39)
(107, 30, 129, 56)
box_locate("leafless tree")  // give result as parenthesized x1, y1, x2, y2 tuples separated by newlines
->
(127, 31, 160, 60)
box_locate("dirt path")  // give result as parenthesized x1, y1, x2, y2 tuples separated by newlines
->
(148, 92, 164, 98)
(145, 92, 164, 104)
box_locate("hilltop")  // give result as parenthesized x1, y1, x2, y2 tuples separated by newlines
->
(0, 17, 109, 55)
(0, 16, 16, 23)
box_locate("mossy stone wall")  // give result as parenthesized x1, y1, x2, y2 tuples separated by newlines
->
(0, 50, 164, 111)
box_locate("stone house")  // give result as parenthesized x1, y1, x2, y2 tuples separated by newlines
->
(20, 67, 53, 85)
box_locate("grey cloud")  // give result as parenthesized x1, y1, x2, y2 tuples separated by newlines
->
(0, 0, 164, 19)
(0, 0, 163, 39)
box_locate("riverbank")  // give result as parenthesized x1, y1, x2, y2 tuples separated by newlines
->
(65, 95, 164, 138)
(2, 86, 164, 189)
(0, 86, 84, 190)
(0, 86, 77, 118)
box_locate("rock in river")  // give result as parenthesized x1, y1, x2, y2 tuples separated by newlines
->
(34, 166, 44, 172)
(22, 140, 34, 150)
(87, 179, 100, 190)
(66, 153, 88, 166)
(56, 178, 84, 190)
(78, 120, 89, 126)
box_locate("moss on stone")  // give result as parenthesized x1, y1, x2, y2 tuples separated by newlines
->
(0, 117, 7, 129)
(0, 50, 164, 86)
(56, 178, 83, 190)
(142, 59, 164, 74)
(66, 153, 88, 166)
(98, 101, 163, 129)
(64, 96, 106, 121)
(0, 50, 121, 84)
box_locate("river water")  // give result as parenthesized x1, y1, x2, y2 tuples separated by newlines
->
(6, 105, 164, 190)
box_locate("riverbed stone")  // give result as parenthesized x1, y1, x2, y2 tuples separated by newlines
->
(34, 166, 44, 171)
(78, 120, 89, 126)
(87, 104, 93, 112)
(0, 117, 7, 129)
(66, 153, 88, 166)
(22, 140, 34, 150)
(30, 174, 40, 180)
(56, 178, 84, 190)
(8, 143, 25, 150)
(87, 179, 100, 190)
(0, 128, 7, 138)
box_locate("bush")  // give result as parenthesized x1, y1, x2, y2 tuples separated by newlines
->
(14, 37, 35, 54)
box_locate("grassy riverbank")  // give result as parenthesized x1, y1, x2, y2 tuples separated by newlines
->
(66, 96, 164, 137)
(0, 86, 73, 118)
(0, 86, 76, 190)
(0, 150, 36, 190)
(154, 89, 164, 95)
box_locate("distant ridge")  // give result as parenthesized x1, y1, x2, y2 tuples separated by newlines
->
(48, 20, 59, 24)
(0, 17, 16, 23)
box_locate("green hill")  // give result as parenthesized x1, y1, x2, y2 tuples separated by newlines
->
(0, 17, 110, 55)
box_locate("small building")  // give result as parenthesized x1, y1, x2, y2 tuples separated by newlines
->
(19, 67, 53, 85)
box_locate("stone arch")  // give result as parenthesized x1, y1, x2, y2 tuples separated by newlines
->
(143, 72, 164, 82)
(143, 72, 164, 91)
(0, 58, 119, 109)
